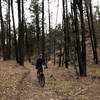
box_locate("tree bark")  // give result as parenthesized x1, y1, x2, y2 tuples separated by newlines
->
(85, 0, 99, 64)
(0, 0, 5, 60)
(73, 0, 84, 76)
(11, 0, 18, 62)
(77, 0, 87, 76)
(48, 0, 51, 59)
(17, 0, 24, 66)
(8, 0, 11, 59)
(62, 0, 69, 68)
(42, 0, 45, 58)
(89, 1, 99, 64)
(21, 0, 24, 65)
(36, 4, 40, 55)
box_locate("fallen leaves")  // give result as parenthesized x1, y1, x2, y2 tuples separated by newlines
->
(0, 60, 100, 100)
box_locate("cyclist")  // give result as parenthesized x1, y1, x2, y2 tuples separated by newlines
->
(35, 54, 48, 76)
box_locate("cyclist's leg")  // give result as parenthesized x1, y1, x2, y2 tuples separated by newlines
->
(39, 67, 43, 75)
(37, 68, 40, 78)
(40, 67, 44, 78)
(41, 67, 43, 73)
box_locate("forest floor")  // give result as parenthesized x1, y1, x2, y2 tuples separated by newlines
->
(0, 60, 100, 100)
(0, 45, 100, 100)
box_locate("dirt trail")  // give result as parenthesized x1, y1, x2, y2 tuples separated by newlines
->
(16, 69, 37, 100)
(15, 64, 63, 100)
(15, 62, 100, 100)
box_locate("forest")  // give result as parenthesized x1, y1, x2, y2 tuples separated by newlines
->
(0, 0, 100, 99)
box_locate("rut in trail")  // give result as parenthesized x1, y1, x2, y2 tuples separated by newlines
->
(16, 69, 37, 100)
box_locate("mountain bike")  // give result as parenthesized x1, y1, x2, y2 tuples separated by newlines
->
(37, 70, 45, 87)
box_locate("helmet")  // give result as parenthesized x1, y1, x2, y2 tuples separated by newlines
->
(39, 54, 43, 57)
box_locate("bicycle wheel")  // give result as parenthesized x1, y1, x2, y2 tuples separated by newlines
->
(39, 74, 45, 87)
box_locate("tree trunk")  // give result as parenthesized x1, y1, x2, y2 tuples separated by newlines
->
(48, 0, 51, 59)
(21, 0, 24, 65)
(36, 4, 40, 55)
(17, 0, 24, 66)
(0, 0, 5, 60)
(8, 0, 11, 59)
(85, 0, 99, 64)
(77, 0, 87, 76)
(65, 0, 70, 62)
(62, 0, 69, 68)
(73, 0, 84, 76)
(11, 0, 18, 62)
(54, 31, 56, 65)
(42, 0, 45, 58)
(59, 42, 62, 67)
(89, 1, 99, 64)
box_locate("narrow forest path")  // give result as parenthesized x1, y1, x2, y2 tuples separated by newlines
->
(16, 68, 38, 100)
(15, 63, 66, 100)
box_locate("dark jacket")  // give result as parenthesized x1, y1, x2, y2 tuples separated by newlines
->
(35, 58, 47, 69)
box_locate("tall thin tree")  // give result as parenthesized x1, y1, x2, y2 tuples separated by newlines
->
(8, 0, 11, 59)
(89, 0, 99, 64)
(0, 0, 5, 60)
(35, 1, 40, 55)
(73, 0, 84, 76)
(17, 0, 24, 65)
(48, 0, 51, 59)
(42, 0, 45, 58)
(21, 0, 24, 65)
(85, 0, 99, 64)
(11, 0, 18, 62)
(62, 0, 69, 68)
(77, 0, 87, 76)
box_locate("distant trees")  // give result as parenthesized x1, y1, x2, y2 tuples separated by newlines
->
(25, 23, 36, 63)
(0, 0, 99, 71)
(29, 0, 41, 55)
(85, 0, 99, 64)
(70, 0, 99, 76)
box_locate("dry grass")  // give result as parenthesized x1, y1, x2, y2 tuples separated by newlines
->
(0, 60, 29, 100)
(43, 62, 100, 100)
